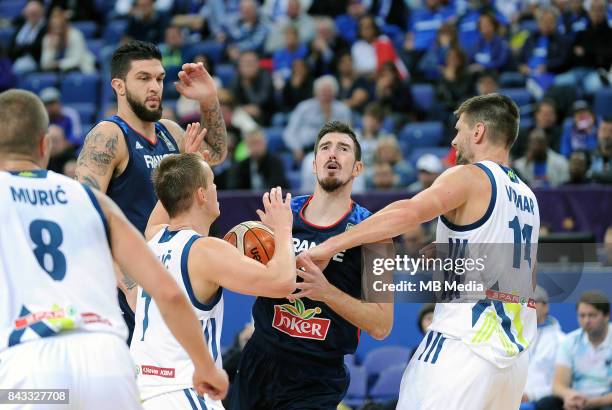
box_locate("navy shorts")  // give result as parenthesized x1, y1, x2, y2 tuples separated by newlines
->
(228, 335, 350, 410)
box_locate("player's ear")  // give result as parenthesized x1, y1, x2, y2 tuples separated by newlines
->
(311, 155, 316, 175)
(196, 187, 207, 204)
(474, 122, 486, 144)
(39, 130, 50, 169)
(111, 78, 126, 97)
(352, 160, 363, 177)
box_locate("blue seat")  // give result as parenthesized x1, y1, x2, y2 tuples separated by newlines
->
(19, 72, 59, 94)
(73, 21, 98, 39)
(103, 19, 128, 44)
(411, 83, 435, 112)
(500, 88, 532, 108)
(286, 170, 301, 191)
(216, 64, 237, 88)
(186, 40, 225, 64)
(368, 364, 405, 402)
(68, 103, 97, 124)
(264, 127, 286, 153)
(279, 152, 294, 172)
(0, 26, 15, 48)
(398, 122, 444, 154)
(519, 117, 534, 134)
(362, 346, 411, 379)
(87, 39, 105, 63)
(408, 147, 449, 166)
(60, 73, 100, 104)
(343, 365, 367, 408)
(0, 0, 26, 20)
(499, 71, 526, 88)
(594, 88, 612, 117)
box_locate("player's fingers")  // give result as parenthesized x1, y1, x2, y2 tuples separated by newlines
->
(297, 253, 320, 274)
(256, 209, 267, 222)
(262, 192, 271, 212)
(178, 71, 192, 86)
(274, 186, 282, 205)
(283, 192, 292, 207)
(269, 187, 278, 206)
(290, 290, 311, 299)
(197, 127, 207, 144)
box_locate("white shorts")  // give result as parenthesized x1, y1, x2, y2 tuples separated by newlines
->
(397, 330, 528, 410)
(142, 388, 224, 410)
(0, 332, 141, 410)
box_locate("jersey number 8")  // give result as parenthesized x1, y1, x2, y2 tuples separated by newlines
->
(29, 219, 66, 281)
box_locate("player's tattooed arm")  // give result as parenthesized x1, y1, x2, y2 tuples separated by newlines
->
(198, 100, 227, 165)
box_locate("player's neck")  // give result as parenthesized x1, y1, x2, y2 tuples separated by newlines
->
(168, 208, 212, 236)
(305, 185, 353, 226)
(473, 148, 510, 166)
(117, 106, 156, 139)
(0, 158, 41, 172)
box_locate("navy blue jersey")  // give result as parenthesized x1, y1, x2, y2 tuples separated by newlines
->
(104, 116, 179, 234)
(251, 195, 371, 362)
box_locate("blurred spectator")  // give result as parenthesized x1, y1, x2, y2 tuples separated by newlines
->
(306, 16, 350, 78)
(590, 116, 612, 184)
(467, 12, 510, 73)
(456, 0, 507, 52)
(264, 0, 315, 52)
(436, 47, 474, 116)
(368, 0, 408, 29)
(9, 0, 47, 74)
(555, 0, 612, 96)
(558, 0, 589, 37)
(281, 58, 313, 112)
(514, 98, 562, 158)
(62, 159, 77, 178)
(334, 0, 368, 45)
(124, 0, 169, 44)
(408, 154, 444, 192)
(358, 102, 391, 166)
(405, 0, 454, 53)
(368, 136, 415, 187)
(514, 128, 569, 188)
(475, 70, 499, 95)
(374, 61, 417, 124)
(46, 124, 77, 174)
(272, 24, 308, 83)
(231, 51, 276, 126)
(336, 53, 373, 114)
(417, 22, 458, 81)
(522, 286, 565, 404)
(114, 0, 175, 17)
(217, 88, 258, 138)
(39, 87, 83, 146)
(159, 25, 186, 70)
(564, 150, 592, 185)
(351, 14, 407, 79)
(47, 0, 99, 23)
(401, 225, 430, 259)
(223, 0, 269, 61)
(228, 129, 289, 190)
(283, 75, 352, 162)
(370, 162, 399, 189)
(519, 7, 569, 99)
(560, 100, 598, 158)
(0, 45, 17, 92)
(542, 292, 612, 410)
(308, 0, 348, 18)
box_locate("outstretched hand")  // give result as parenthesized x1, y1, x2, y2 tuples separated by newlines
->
(184, 122, 211, 161)
(175, 62, 218, 104)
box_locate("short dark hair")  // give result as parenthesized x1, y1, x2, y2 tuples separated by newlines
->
(418, 303, 435, 334)
(314, 121, 362, 161)
(111, 40, 162, 80)
(0, 89, 49, 156)
(454, 93, 520, 148)
(577, 291, 610, 316)
(152, 153, 208, 218)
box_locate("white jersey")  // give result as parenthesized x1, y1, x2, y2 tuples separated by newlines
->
(131, 227, 224, 402)
(429, 160, 540, 368)
(0, 170, 127, 353)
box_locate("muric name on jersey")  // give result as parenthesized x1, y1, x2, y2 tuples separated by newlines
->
(144, 154, 172, 169)
(293, 238, 344, 262)
(10, 185, 68, 206)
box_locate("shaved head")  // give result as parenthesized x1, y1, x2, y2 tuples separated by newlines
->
(0, 89, 49, 157)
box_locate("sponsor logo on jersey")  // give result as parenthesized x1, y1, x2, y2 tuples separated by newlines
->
(158, 132, 177, 152)
(135, 141, 143, 149)
(139, 365, 176, 378)
(272, 298, 330, 340)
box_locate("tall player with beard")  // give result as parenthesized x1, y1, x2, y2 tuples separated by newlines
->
(75, 41, 227, 344)
(229, 121, 394, 410)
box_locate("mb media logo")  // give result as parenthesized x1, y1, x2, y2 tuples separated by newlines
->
(272, 299, 330, 340)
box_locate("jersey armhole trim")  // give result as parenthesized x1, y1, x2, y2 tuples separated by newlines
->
(82, 184, 110, 245)
(181, 235, 223, 311)
(439, 162, 497, 232)
(102, 117, 133, 186)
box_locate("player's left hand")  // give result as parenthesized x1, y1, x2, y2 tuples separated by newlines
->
(184, 122, 211, 160)
(289, 253, 334, 302)
(193, 365, 229, 401)
(175, 62, 218, 103)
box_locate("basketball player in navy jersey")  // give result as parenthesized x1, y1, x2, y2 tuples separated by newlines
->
(229, 121, 394, 410)
(75, 41, 227, 344)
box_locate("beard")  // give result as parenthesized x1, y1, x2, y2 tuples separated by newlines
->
(126, 89, 162, 122)
(317, 175, 352, 192)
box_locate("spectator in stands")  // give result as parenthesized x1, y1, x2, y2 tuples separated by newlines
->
(590, 116, 612, 184)
(558, 0, 589, 38)
(351, 14, 407, 79)
(542, 291, 612, 410)
(272, 24, 308, 84)
(514, 98, 562, 158)
(159, 25, 185, 70)
(40, 8, 95, 74)
(405, 0, 453, 54)
(475, 70, 499, 95)
(522, 286, 566, 405)
(560, 100, 598, 158)
(283, 75, 352, 162)
(456, 0, 508, 52)
(408, 153, 444, 192)
(518, 6, 569, 99)
(264, 0, 315, 53)
(228, 128, 289, 190)
(417, 22, 458, 81)
(374, 61, 417, 125)
(368, 135, 415, 187)
(216, 87, 258, 139)
(306, 16, 350, 78)
(467, 12, 510, 73)
(113, 0, 175, 18)
(0, 45, 16, 92)
(46, 124, 77, 175)
(336, 52, 373, 114)
(223, 0, 269, 61)
(47, 0, 99, 23)
(231, 50, 275, 126)
(9, 0, 46, 74)
(123, 0, 169, 44)
(564, 150, 592, 185)
(369, 162, 400, 190)
(408, 303, 436, 359)
(39, 87, 83, 146)
(436, 47, 474, 117)
(358, 102, 391, 166)
(334, 0, 368, 45)
(514, 128, 569, 188)
(555, 0, 611, 96)
(281, 58, 313, 112)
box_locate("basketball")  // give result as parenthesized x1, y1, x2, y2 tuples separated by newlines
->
(223, 221, 275, 265)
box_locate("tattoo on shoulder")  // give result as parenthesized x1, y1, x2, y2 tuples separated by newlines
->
(123, 273, 137, 290)
(201, 101, 227, 163)
(77, 129, 119, 176)
(77, 172, 101, 190)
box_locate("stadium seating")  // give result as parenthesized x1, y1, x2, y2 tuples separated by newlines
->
(186, 40, 225, 65)
(87, 39, 105, 64)
(60, 73, 100, 104)
(286, 170, 302, 191)
(0, 26, 15, 49)
(500, 88, 532, 108)
(408, 147, 449, 166)
(362, 346, 411, 379)
(18, 72, 59, 94)
(594, 88, 612, 118)
(411, 83, 435, 113)
(68, 102, 97, 124)
(398, 122, 444, 154)
(73, 21, 98, 40)
(368, 364, 406, 402)
(499, 71, 526, 88)
(344, 365, 367, 408)
(216, 64, 237, 88)
(0, 0, 26, 20)
(279, 152, 294, 173)
(264, 127, 287, 153)
(103, 19, 128, 45)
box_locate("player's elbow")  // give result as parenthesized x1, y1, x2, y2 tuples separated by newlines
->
(368, 322, 392, 341)
(269, 279, 297, 298)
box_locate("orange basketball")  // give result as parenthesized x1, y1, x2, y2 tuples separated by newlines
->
(223, 221, 275, 265)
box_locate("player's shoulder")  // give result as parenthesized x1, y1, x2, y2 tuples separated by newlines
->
(349, 200, 372, 223)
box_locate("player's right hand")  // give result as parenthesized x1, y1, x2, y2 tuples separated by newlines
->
(192, 365, 229, 401)
(256, 187, 292, 233)
(301, 243, 334, 272)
